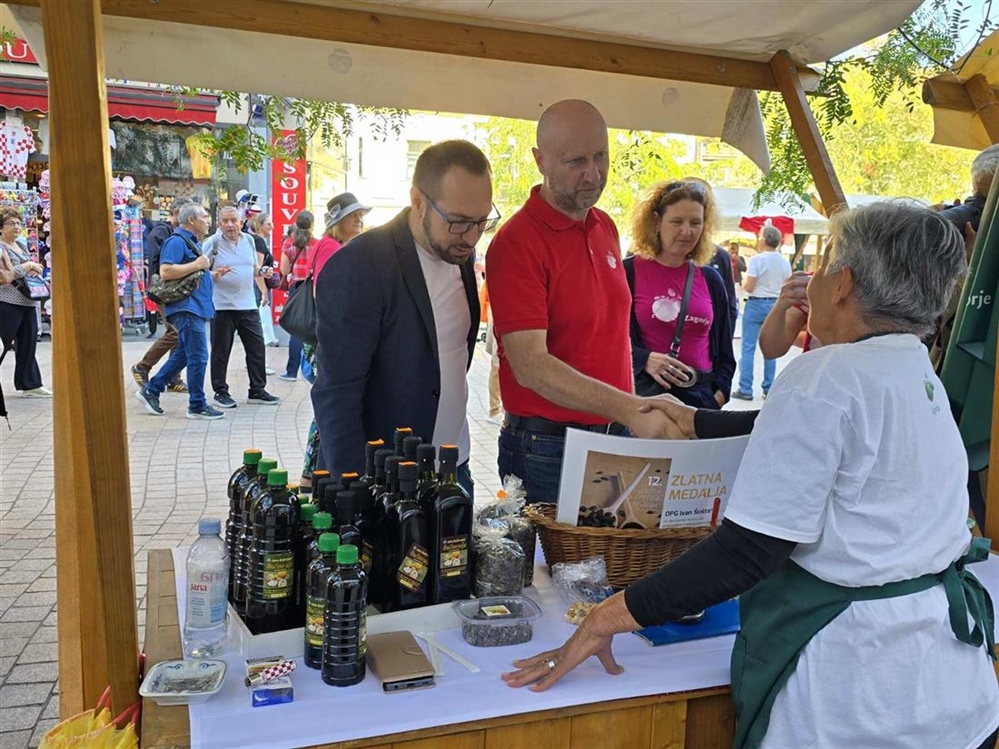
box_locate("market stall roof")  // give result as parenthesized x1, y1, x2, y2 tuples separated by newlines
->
(713, 187, 830, 236)
(922, 27, 999, 150)
(8, 0, 921, 174)
(0, 74, 219, 126)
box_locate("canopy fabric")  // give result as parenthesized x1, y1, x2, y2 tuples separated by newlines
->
(925, 28, 999, 151)
(7, 0, 921, 173)
(713, 187, 829, 235)
(0, 74, 218, 126)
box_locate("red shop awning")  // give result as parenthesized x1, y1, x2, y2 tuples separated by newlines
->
(0, 75, 218, 126)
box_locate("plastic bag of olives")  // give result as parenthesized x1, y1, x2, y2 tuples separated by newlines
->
(477, 476, 537, 586)
(472, 522, 526, 598)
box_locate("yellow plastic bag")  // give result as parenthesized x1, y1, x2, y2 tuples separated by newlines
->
(39, 687, 139, 749)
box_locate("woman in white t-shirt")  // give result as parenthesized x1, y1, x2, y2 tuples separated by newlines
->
(503, 201, 999, 749)
(731, 223, 792, 401)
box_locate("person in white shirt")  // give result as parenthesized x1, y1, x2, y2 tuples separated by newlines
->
(202, 206, 280, 409)
(732, 222, 792, 400)
(504, 201, 998, 749)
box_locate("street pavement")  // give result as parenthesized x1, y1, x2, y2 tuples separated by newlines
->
(0, 321, 790, 747)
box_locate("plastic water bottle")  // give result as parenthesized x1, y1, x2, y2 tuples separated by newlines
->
(184, 518, 229, 658)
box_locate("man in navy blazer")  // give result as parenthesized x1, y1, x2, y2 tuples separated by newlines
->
(312, 140, 495, 495)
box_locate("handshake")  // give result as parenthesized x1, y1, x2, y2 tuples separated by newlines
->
(622, 395, 698, 440)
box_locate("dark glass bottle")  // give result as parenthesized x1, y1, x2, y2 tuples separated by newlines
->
(307, 512, 334, 567)
(402, 435, 423, 463)
(246, 468, 302, 634)
(311, 470, 332, 514)
(359, 439, 385, 495)
(416, 443, 439, 515)
(335, 490, 363, 548)
(433, 445, 473, 604)
(322, 544, 368, 687)
(226, 448, 261, 605)
(304, 533, 340, 670)
(294, 503, 318, 623)
(393, 427, 413, 457)
(233, 457, 277, 617)
(384, 462, 429, 612)
(297, 483, 313, 505)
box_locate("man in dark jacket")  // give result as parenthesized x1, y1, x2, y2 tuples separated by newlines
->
(131, 197, 193, 390)
(709, 244, 738, 332)
(311, 141, 491, 496)
(938, 143, 998, 236)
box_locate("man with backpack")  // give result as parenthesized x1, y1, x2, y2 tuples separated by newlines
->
(131, 197, 193, 391)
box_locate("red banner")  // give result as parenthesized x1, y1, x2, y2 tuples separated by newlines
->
(3, 38, 38, 65)
(270, 130, 307, 326)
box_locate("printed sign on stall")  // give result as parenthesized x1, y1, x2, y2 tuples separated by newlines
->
(270, 130, 306, 327)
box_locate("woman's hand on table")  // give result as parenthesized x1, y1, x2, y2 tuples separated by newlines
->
(644, 352, 694, 390)
(502, 592, 639, 692)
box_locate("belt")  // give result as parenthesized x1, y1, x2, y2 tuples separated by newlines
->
(503, 414, 617, 437)
(747, 296, 777, 300)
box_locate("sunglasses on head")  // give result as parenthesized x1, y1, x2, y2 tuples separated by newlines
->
(657, 181, 706, 211)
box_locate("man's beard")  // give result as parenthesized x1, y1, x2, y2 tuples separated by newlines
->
(422, 212, 474, 265)
(550, 180, 605, 215)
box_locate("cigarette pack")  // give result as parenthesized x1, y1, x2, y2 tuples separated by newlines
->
(250, 676, 294, 707)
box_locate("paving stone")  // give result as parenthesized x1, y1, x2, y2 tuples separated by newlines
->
(0, 622, 39, 639)
(28, 718, 56, 748)
(25, 578, 56, 594)
(13, 592, 56, 608)
(32, 627, 58, 644)
(0, 705, 43, 731)
(0, 571, 41, 585)
(0, 730, 31, 749)
(16, 643, 58, 664)
(41, 697, 59, 719)
(1, 607, 52, 624)
(0, 637, 27, 657)
(5, 662, 57, 684)
(0, 683, 53, 707)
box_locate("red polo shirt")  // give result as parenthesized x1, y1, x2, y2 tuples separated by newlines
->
(486, 186, 633, 425)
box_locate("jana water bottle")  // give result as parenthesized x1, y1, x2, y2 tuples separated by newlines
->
(184, 518, 229, 658)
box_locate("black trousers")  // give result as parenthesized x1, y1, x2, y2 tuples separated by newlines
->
(210, 309, 267, 396)
(0, 301, 42, 391)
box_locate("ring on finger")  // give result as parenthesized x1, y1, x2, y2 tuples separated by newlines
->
(545, 658, 557, 671)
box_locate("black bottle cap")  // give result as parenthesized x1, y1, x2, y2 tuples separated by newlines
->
(402, 435, 423, 461)
(416, 443, 437, 468)
(350, 481, 373, 508)
(385, 456, 401, 478)
(337, 490, 356, 512)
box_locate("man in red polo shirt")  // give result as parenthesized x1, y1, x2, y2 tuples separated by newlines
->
(486, 99, 675, 503)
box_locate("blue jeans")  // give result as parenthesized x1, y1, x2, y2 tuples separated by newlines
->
(285, 336, 303, 378)
(497, 426, 566, 504)
(739, 297, 777, 395)
(148, 312, 209, 411)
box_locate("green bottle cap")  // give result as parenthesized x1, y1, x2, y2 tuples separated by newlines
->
(300, 503, 317, 523)
(267, 468, 289, 486)
(318, 533, 341, 553)
(243, 449, 262, 466)
(336, 544, 359, 565)
(313, 512, 333, 530)
(257, 458, 278, 475)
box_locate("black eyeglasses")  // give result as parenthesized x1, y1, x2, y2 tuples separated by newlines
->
(422, 191, 501, 235)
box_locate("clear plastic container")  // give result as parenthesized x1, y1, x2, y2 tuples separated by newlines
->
(451, 595, 542, 647)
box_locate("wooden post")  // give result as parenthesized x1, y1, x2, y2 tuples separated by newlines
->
(769, 50, 848, 215)
(987, 331, 999, 547)
(40, 0, 139, 716)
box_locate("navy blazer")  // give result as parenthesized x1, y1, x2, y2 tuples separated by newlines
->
(311, 209, 480, 476)
(623, 256, 736, 401)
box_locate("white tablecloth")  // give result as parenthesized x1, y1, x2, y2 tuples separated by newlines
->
(170, 547, 999, 749)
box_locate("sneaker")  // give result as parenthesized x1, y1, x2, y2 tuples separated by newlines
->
(212, 393, 238, 409)
(247, 390, 281, 405)
(135, 388, 164, 415)
(730, 390, 754, 401)
(278, 374, 298, 382)
(265, 367, 276, 376)
(762, 390, 769, 401)
(130, 364, 149, 387)
(167, 380, 189, 394)
(21, 387, 53, 398)
(187, 405, 224, 420)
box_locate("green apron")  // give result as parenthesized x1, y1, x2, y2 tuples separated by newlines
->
(730, 536, 996, 749)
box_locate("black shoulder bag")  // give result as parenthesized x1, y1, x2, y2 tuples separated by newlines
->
(634, 260, 696, 397)
(279, 249, 319, 346)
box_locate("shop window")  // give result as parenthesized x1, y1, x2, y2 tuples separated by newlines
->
(406, 140, 430, 180)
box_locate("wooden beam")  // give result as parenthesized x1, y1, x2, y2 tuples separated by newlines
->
(6, 0, 822, 93)
(964, 74, 999, 145)
(770, 50, 848, 215)
(40, 0, 139, 717)
(922, 76, 976, 111)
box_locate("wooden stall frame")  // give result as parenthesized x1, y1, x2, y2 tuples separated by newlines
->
(7, 0, 916, 728)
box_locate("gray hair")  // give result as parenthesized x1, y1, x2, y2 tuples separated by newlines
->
(169, 197, 193, 215)
(827, 201, 967, 336)
(760, 224, 782, 249)
(218, 205, 241, 217)
(178, 203, 205, 226)
(971, 144, 999, 195)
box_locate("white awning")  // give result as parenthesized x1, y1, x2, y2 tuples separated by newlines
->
(713, 187, 830, 235)
(8, 0, 921, 173)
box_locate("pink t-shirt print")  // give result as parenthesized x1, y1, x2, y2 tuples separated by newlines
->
(632, 257, 714, 372)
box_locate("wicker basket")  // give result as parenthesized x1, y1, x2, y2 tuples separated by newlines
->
(525, 503, 712, 589)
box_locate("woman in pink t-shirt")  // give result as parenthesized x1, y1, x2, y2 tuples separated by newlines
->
(623, 180, 736, 409)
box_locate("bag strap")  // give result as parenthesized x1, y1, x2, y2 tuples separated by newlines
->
(669, 260, 696, 358)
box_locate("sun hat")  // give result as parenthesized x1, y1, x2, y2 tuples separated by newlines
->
(325, 192, 371, 229)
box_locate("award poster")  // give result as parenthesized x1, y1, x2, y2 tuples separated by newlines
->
(556, 430, 750, 529)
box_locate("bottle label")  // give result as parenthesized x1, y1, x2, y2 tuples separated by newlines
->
(360, 539, 375, 575)
(440, 536, 469, 579)
(187, 569, 226, 627)
(359, 609, 367, 657)
(396, 544, 429, 592)
(305, 595, 324, 646)
(262, 552, 294, 600)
